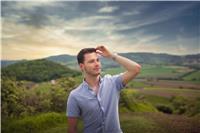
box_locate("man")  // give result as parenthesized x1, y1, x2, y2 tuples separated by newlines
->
(67, 45, 141, 133)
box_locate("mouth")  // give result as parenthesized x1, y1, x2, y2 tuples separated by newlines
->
(94, 68, 101, 71)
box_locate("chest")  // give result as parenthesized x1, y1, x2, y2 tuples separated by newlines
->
(77, 95, 103, 117)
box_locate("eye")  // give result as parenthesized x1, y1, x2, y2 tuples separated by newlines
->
(88, 60, 95, 63)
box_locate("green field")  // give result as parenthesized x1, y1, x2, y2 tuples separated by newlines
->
(182, 70, 200, 81)
(102, 66, 124, 75)
(103, 64, 196, 81)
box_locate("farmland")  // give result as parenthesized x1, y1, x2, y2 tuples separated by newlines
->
(1, 59, 200, 133)
(103, 64, 198, 81)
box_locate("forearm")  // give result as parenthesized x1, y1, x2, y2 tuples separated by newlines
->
(68, 118, 78, 133)
(96, 45, 141, 84)
(110, 53, 141, 73)
(68, 127, 77, 133)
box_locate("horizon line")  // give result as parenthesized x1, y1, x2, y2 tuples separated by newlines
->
(1, 51, 200, 61)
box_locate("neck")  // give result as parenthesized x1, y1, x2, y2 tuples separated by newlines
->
(84, 74, 100, 91)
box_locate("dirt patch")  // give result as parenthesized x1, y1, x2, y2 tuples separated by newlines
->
(142, 80, 200, 90)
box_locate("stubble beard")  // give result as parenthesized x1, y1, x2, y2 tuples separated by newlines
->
(85, 68, 101, 77)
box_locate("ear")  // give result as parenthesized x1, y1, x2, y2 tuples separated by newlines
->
(79, 63, 84, 71)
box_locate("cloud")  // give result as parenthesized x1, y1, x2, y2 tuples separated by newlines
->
(12, 1, 56, 10)
(122, 10, 140, 16)
(98, 6, 119, 13)
(1, 1, 199, 60)
(2, 18, 102, 60)
(116, 3, 196, 32)
(2, 1, 74, 28)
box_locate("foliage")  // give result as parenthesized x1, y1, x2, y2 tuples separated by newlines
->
(120, 113, 165, 133)
(1, 77, 26, 119)
(49, 87, 68, 112)
(186, 97, 200, 116)
(41, 112, 200, 133)
(2, 59, 80, 82)
(1, 76, 78, 119)
(120, 89, 158, 112)
(170, 96, 187, 115)
(1, 112, 66, 133)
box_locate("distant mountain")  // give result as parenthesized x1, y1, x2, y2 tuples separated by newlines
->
(1, 53, 200, 69)
(46, 54, 76, 64)
(1, 60, 22, 68)
(45, 54, 78, 69)
(2, 59, 80, 82)
(45, 53, 200, 69)
(1, 55, 76, 68)
(120, 53, 200, 68)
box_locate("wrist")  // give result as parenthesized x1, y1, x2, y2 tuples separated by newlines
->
(111, 53, 118, 60)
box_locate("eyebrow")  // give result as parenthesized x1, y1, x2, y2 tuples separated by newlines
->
(87, 58, 99, 63)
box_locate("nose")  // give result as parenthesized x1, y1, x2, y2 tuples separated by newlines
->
(95, 60, 100, 67)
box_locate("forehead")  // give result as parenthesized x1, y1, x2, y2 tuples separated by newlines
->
(84, 52, 98, 61)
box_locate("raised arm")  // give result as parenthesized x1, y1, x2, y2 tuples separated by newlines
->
(68, 117, 78, 133)
(96, 45, 141, 85)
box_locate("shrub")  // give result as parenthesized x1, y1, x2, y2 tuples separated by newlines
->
(120, 89, 158, 112)
(2, 112, 66, 133)
(186, 97, 200, 116)
(170, 96, 187, 115)
(156, 104, 173, 114)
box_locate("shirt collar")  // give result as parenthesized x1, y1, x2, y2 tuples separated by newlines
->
(82, 76, 103, 90)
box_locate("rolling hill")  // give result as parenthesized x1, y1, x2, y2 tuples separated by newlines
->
(2, 53, 199, 69)
(1, 59, 81, 82)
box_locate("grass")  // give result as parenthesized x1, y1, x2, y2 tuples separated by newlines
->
(138, 65, 192, 79)
(120, 89, 158, 112)
(40, 123, 67, 133)
(127, 81, 146, 88)
(2, 112, 66, 133)
(143, 95, 171, 107)
(120, 112, 166, 133)
(40, 112, 200, 133)
(182, 70, 200, 81)
(40, 119, 84, 133)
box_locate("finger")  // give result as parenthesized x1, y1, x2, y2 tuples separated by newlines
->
(96, 49, 103, 54)
(96, 45, 104, 50)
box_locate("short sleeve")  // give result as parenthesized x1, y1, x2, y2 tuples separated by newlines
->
(66, 93, 81, 117)
(111, 73, 126, 91)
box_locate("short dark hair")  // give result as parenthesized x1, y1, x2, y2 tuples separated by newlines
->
(77, 48, 96, 64)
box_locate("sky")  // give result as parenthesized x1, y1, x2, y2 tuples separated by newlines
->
(1, 1, 200, 60)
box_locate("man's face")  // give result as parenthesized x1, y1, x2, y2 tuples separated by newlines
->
(80, 52, 101, 76)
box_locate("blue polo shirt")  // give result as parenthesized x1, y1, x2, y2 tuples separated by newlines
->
(67, 74, 125, 133)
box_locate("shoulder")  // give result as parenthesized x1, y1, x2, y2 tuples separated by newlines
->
(103, 73, 125, 90)
(69, 84, 83, 97)
(103, 73, 123, 80)
(102, 73, 123, 84)
(103, 74, 112, 78)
